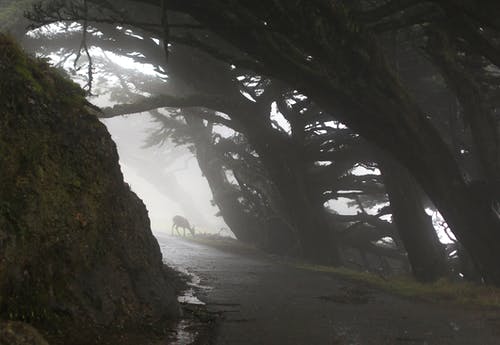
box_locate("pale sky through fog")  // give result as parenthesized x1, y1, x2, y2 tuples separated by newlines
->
(101, 114, 228, 236)
(27, 23, 457, 243)
(26, 21, 230, 236)
(27, 23, 355, 238)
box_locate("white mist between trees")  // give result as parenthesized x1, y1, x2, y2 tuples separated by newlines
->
(27, 21, 455, 244)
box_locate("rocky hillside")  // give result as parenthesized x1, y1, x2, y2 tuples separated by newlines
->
(0, 321, 49, 345)
(0, 34, 179, 343)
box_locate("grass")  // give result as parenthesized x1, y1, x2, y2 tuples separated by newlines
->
(181, 234, 500, 308)
(297, 263, 500, 308)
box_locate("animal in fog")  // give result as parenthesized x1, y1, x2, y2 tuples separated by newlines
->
(172, 215, 195, 236)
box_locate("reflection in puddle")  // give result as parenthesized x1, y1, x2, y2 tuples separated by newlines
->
(170, 319, 197, 345)
(178, 287, 205, 305)
(159, 239, 213, 303)
(161, 250, 212, 305)
(159, 238, 214, 344)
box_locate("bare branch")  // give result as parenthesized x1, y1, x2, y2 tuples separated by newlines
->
(73, 0, 93, 94)
(102, 94, 237, 116)
(101, 94, 243, 131)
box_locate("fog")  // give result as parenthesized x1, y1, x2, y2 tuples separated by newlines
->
(4, 1, 500, 343)
(26, 20, 456, 245)
(101, 114, 229, 235)
(25, 22, 230, 236)
(20, 15, 458, 271)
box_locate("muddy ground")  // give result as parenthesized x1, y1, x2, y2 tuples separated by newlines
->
(158, 235, 500, 345)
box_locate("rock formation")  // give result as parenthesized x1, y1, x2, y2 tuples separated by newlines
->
(0, 34, 179, 343)
(0, 321, 49, 345)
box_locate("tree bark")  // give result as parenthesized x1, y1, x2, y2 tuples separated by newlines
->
(379, 155, 448, 282)
(426, 27, 500, 193)
(247, 129, 342, 264)
(38, 0, 500, 284)
(169, 1, 500, 284)
(184, 114, 258, 243)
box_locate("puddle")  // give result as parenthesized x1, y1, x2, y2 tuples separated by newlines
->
(178, 287, 205, 305)
(157, 236, 225, 344)
(167, 270, 211, 344)
(165, 261, 212, 305)
(159, 239, 213, 306)
(169, 319, 198, 345)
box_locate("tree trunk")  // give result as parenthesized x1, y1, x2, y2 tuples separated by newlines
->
(182, 3, 500, 283)
(229, 83, 342, 264)
(71, 0, 500, 285)
(426, 27, 500, 194)
(184, 114, 259, 243)
(379, 155, 448, 282)
(171, 1, 500, 285)
(244, 125, 342, 264)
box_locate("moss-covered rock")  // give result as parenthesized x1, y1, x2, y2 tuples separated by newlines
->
(0, 1, 36, 36)
(0, 321, 49, 345)
(0, 34, 180, 342)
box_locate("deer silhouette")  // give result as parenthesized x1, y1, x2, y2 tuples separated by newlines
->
(172, 215, 195, 236)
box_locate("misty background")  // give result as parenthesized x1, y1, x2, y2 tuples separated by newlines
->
(102, 114, 227, 235)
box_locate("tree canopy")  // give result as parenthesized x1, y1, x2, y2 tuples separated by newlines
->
(11, 0, 500, 285)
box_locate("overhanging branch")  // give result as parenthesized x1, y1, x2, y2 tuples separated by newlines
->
(100, 94, 243, 131)
(102, 94, 229, 116)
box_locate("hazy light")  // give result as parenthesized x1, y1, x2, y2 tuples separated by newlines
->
(25, 20, 230, 237)
(375, 236, 395, 248)
(215, 111, 231, 120)
(27, 22, 82, 37)
(225, 170, 238, 185)
(324, 198, 359, 215)
(379, 213, 392, 222)
(124, 28, 144, 40)
(314, 161, 332, 166)
(101, 50, 163, 76)
(337, 190, 363, 194)
(102, 115, 227, 234)
(240, 90, 256, 102)
(270, 102, 291, 134)
(324, 120, 348, 129)
(351, 165, 381, 176)
(428, 208, 456, 244)
(293, 91, 307, 100)
(213, 124, 237, 138)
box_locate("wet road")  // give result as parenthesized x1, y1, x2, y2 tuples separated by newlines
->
(157, 235, 500, 345)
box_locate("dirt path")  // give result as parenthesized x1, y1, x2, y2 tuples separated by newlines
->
(157, 235, 500, 345)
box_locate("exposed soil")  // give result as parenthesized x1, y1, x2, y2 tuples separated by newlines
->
(158, 234, 500, 345)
